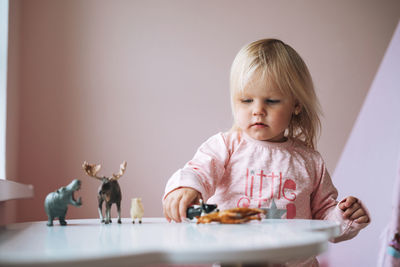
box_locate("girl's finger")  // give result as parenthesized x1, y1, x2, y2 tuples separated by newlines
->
(179, 194, 193, 220)
(162, 201, 171, 222)
(179, 197, 189, 221)
(169, 195, 183, 222)
(349, 208, 365, 220)
(343, 202, 360, 218)
(339, 197, 358, 210)
(355, 215, 369, 224)
(163, 208, 171, 222)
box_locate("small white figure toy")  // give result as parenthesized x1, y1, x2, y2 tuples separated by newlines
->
(130, 198, 144, 224)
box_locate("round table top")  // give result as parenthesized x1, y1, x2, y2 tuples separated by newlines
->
(0, 218, 340, 267)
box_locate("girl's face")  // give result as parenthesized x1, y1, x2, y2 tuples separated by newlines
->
(233, 74, 300, 142)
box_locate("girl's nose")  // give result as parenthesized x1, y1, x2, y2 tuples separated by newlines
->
(253, 103, 266, 116)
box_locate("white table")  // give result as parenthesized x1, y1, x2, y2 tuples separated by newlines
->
(0, 218, 340, 267)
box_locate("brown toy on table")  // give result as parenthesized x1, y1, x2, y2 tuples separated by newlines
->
(196, 207, 267, 224)
(82, 161, 127, 224)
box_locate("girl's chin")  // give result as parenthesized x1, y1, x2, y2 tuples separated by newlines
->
(247, 132, 269, 141)
(246, 131, 286, 142)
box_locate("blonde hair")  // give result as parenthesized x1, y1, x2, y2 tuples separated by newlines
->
(230, 39, 321, 149)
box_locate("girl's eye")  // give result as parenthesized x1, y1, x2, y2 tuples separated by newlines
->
(241, 99, 253, 103)
(266, 99, 281, 104)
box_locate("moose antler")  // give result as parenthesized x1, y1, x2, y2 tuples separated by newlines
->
(82, 161, 103, 181)
(111, 161, 127, 180)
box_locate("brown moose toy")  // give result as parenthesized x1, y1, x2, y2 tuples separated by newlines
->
(82, 161, 127, 224)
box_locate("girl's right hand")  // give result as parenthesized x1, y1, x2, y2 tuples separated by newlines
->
(163, 187, 201, 223)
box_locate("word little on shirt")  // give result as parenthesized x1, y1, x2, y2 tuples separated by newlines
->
(237, 168, 297, 219)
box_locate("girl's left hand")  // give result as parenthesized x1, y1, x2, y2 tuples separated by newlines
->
(338, 196, 369, 224)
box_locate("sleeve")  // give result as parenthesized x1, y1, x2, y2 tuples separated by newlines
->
(163, 133, 230, 202)
(310, 154, 370, 243)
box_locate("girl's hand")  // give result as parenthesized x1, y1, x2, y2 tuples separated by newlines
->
(163, 187, 201, 223)
(338, 196, 369, 223)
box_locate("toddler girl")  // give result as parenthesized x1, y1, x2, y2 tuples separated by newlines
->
(163, 39, 370, 265)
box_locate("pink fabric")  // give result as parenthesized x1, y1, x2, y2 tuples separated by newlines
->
(164, 131, 370, 265)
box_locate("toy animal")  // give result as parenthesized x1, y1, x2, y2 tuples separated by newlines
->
(44, 179, 82, 226)
(196, 207, 266, 224)
(82, 161, 126, 224)
(130, 198, 144, 224)
(186, 200, 218, 220)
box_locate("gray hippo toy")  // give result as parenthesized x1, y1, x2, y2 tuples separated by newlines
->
(44, 179, 82, 226)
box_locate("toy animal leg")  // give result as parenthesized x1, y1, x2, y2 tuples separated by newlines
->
(98, 198, 105, 223)
(117, 202, 121, 224)
(47, 216, 54, 226)
(59, 216, 67, 226)
(105, 203, 112, 224)
(132, 216, 142, 224)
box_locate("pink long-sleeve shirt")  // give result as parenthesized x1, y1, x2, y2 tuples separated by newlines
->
(164, 131, 369, 265)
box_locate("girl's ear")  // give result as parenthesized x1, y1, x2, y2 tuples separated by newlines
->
(294, 102, 302, 115)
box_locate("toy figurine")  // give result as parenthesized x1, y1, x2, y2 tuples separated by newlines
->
(196, 207, 266, 224)
(82, 161, 126, 224)
(186, 199, 218, 220)
(44, 179, 82, 226)
(130, 198, 144, 224)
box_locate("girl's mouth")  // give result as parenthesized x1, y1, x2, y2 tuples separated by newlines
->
(251, 122, 267, 128)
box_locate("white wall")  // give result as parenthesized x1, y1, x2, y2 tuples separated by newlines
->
(0, 0, 8, 180)
(330, 21, 400, 267)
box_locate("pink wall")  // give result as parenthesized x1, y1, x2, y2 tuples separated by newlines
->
(5, 1, 400, 264)
(8, 0, 400, 220)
